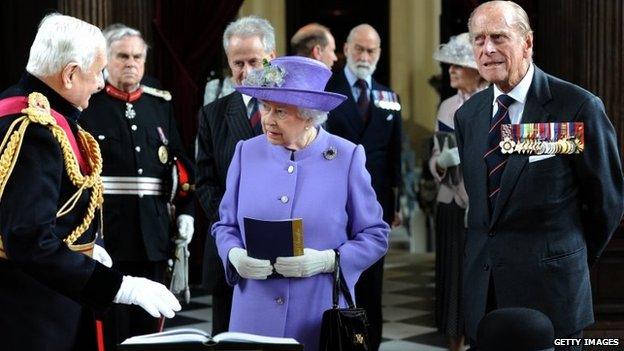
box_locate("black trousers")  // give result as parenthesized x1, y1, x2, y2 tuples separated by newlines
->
(103, 261, 166, 351)
(355, 256, 385, 351)
(202, 232, 233, 335)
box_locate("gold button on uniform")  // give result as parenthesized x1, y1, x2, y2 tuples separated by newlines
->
(275, 297, 285, 305)
(280, 195, 289, 203)
(287, 165, 294, 173)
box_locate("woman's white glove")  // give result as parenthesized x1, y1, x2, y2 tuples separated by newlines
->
(92, 244, 113, 268)
(436, 143, 460, 169)
(176, 214, 194, 245)
(228, 247, 273, 280)
(113, 276, 181, 318)
(274, 248, 335, 278)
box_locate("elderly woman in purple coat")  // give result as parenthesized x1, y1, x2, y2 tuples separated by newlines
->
(212, 56, 389, 350)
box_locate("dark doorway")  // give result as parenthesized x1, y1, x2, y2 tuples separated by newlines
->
(0, 0, 57, 90)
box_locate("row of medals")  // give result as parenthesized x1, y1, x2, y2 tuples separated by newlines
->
(499, 137, 584, 155)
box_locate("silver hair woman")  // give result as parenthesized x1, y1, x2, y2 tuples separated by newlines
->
(212, 56, 389, 351)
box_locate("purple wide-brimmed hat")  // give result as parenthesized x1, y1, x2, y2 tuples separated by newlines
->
(235, 56, 347, 112)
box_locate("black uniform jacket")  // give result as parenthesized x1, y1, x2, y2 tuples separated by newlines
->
(325, 70, 402, 224)
(455, 66, 624, 340)
(80, 84, 193, 262)
(0, 73, 122, 351)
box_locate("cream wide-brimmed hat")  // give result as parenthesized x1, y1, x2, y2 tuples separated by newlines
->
(433, 32, 477, 69)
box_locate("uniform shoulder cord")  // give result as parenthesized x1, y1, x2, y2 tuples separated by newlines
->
(0, 92, 103, 248)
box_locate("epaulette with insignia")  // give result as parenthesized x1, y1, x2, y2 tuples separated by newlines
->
(141, 85, 172, 101)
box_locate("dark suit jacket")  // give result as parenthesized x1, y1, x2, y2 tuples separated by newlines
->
(455, 66, 624, 341)
(326, 70, 402, 224)
(196, 92, 257, 288)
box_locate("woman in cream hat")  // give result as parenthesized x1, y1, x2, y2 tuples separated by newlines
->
(212, 56, 389, 350)
(430, 32, 489, 351)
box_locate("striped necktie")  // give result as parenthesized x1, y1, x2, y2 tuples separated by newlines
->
(249, 98, 262, 135)
(484, 94, 515, 212)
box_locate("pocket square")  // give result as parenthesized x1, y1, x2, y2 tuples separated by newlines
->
(386, 114, 393, 121)
(528, 155, 556, 163)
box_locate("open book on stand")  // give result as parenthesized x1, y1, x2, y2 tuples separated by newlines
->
(118, 328, 303, 351)
(244, 217, 304, 279)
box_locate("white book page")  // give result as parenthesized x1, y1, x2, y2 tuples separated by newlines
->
(213, 331, 298, 344)
(121, 328, 210, 345)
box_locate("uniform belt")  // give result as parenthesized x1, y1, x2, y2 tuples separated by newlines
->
(102, 176, 163, 196)
(0, 238, 94, 260)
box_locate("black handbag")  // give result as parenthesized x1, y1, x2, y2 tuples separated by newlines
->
(318, 250, 370, 351)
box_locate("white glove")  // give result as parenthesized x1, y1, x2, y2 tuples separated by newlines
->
(436, 138, 460, 169)
(92, 244, 113, 268)
(176, 214, 194, 245)
(274, 248, 335, 278)
(113, 276, 182, 318)
(228, 247, 273, 280)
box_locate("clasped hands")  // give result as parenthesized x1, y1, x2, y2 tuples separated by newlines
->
(228, 247, 335, 280)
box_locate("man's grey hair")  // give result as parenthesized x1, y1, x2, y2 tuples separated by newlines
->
(468, 1, 533, 39)
(299, 108, 328, 126)
(223, 16, 275, 54)
(26, 13, 105, 77)
(102, 23, 148, 58)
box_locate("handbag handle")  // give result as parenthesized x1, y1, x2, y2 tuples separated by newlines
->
(332, 249, 356, 309)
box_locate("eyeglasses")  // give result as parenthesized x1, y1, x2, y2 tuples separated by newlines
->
(352, 44, 380, 56)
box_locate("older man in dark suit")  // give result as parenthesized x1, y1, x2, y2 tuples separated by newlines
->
(196, 16, 276, 335)
(455, 2, 624, 350)
(325, 23, 402, 351)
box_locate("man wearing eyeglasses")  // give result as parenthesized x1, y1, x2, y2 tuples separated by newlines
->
(325, 23, 403, 351)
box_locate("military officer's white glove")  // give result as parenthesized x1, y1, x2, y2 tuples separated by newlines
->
(92, 244, 113, 268)
(228, 247, 273, 280)
(437, 139, 460, 169)
(176, 214, 194, 245)
(113, 276, 181, 318)
(274, 248, 335, 278)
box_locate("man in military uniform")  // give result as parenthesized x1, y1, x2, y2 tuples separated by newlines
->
(196, 16, 276, 335)
(290, 23, 338, 69)
(0, 14, 180, 351)
(80, 24, 194, 348)
(325, 23, 403, 351)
